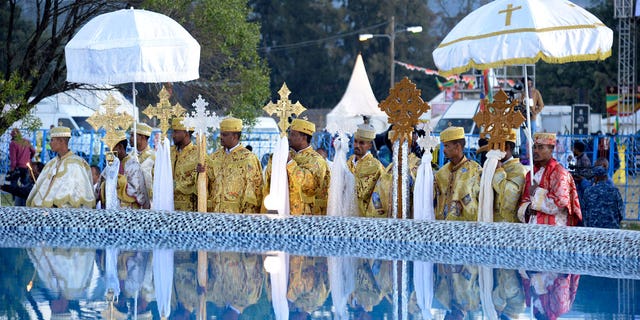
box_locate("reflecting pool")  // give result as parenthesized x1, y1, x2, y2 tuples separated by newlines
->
(1, 207, 639, 319)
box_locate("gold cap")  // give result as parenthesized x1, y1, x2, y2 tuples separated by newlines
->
(506, 128, 518, 143)
(440, 126, 465, 142)
(220, 117, 243, 132)
(136, 122, 152, 137)
(355, 124, 376, 141)
(534, 132, 556, 145)
(290, 119, 315, 135)
(50, 126, 71, 138)
(171, 117, 192, 131)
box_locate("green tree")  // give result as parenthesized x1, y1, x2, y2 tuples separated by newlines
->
(138, 0, 271, 122)
(0, 1, 122, 135)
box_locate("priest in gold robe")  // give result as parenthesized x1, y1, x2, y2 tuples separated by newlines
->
(130, 122, 155, 201)
(263, 119, 330, 215)
(27, 126, 95, 208)
(99, 133, 149, 209)
(347, 124, 384, 217)
(207, 117, 263, 213)
(170, 117, 199, 211)
(434, 126, 482, 221)
(367, 129, 422, 218)
(492, 129, 527, 223)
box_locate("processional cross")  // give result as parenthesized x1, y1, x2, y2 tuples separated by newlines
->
(379, 77, 431, 219)
(263, 83, 307, 135)
(473, 89, 526, 152)
(143, 86, 186, 138)
(87, 94, 133, 152)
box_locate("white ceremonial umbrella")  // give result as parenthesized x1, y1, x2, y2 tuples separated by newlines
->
(432, 0, 613, 173)
(65, 7, 200, 148)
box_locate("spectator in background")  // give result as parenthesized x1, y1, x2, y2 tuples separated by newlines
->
(1, 161, 44, 202)
(571, 140, 592, 204)
(582, 166, 624, 229)
(8, 128, 36, 206)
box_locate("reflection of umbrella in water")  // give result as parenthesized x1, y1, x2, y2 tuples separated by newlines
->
(432, 0, 613, 174)
(65, 7, 200, 148)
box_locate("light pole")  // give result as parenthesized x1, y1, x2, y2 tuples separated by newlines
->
(359, 16, 423, 89)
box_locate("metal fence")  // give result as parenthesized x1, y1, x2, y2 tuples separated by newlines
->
(2, 129, 639, 220)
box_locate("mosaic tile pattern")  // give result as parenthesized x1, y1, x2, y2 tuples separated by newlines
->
(0, 206, 639, 280)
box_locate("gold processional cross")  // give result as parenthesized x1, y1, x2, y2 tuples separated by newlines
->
(87, 93, 133, 152)
(473, 89, 526, 152)
(143, 86, 186, 138)
(499, 3, 522, 26)
(263, 83, 307, 136)
(379, 77, 431, 219)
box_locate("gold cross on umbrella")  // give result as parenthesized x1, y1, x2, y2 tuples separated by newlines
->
(473, 89, 526, 152)
(143, 85, 186, 138)
(263, 83, 307, 136)
(87, 93, 133, 152)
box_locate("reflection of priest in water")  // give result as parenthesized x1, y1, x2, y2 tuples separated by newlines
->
(27, 248, 98, 319)
(286, 255, 330, 318)
(206, 252, 266, 319)
(349, 258, 394, 316)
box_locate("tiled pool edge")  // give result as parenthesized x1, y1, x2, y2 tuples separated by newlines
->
(1, 206, 639, 279)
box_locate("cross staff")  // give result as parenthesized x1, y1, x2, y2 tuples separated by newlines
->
(379, 77, 431, 219)
(87, 93, 133, 152)
(182, 95, 221, 213)
(143, 86, 186, 139)
(473, 89, 526, 152)
(263, 83, 307, 135)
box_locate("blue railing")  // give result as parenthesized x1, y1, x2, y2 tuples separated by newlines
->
(2, 129, 639, 220)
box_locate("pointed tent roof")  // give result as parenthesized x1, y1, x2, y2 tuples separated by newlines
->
(326, 54, 389, 133)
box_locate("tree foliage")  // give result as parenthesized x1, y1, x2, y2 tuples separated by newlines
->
(0, 0, 121, 135)
(137, 0, 271, 122)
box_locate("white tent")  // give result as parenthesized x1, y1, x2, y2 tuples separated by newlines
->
(325, 54, 389, 134)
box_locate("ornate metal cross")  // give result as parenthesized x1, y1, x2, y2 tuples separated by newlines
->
(473, 89, 526, 152)
(142, 85, 186, 138)
(87, 93, 133, 152)
(263, 83, 307, 136)
(379, 77, 431, 145)
(182, 95, 221, 137)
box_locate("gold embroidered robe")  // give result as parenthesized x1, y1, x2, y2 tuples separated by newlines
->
(287, 256, 329, 314)
(137, 146, 155, 200)
(492, 158, 526, 222)
(347, 153, 384, 217)
(434, 156, 481, 221)
(263, 147, 330, 215)
(367, 153, 421, 218)
(171, 143, 199, 211)
(207, 145, 263, 213)
(27, 151, 95, 208)
(207, 252, 265, 312)
(116, 155, 149, 209)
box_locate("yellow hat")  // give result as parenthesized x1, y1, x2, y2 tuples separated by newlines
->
(115, 130, 127, 143)
(290, 119, 315, 136)
(50, 126, 71, 138)
(171, 117, 192, 131)
(534, 132, 556, 145)
(136, 122, 152, 137)
(506, 128, 518, 143)
(355, 124, 376, 141)
(440, 126, 465, 142)
(220, 117, 243, 132)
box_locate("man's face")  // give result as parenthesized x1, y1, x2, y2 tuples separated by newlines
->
(172, 130, 188, 146)
(527, 79, 533, 88)
(533, 143, 554, 163)
(287, 130, 305, 151)
(50, 137, 66, 154)
(443, 141, 462, 160)
(113, 143, 126, 160)
(219, 131, 239, 149)
(353, 138, 371, 158)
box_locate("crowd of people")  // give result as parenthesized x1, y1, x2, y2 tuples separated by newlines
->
(0, 99, 628, 318)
